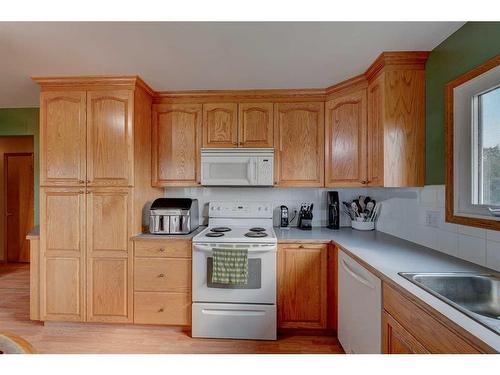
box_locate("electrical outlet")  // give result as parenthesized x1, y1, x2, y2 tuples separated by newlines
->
(425, 210, 440, 228)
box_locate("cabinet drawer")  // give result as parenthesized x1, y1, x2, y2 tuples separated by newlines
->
(134, 292, 191, 326)
(134, 258, 191, 292)
(134, 240, 191, 258)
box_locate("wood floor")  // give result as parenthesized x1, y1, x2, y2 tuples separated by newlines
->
(0, 263, 344, 354)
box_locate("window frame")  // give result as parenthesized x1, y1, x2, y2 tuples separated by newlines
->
(446, 55, 500, 230)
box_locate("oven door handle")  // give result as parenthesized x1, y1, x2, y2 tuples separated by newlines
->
(193, 244, 277, 253)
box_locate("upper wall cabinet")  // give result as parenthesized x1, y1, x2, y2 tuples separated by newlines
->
(365, 53, 428, 187)
(238, 102, 274, 147)
(202, 103, 238, 148)
(325, 89, 368, 187)
(40, 91, 87, 187)
(86, 91, 134, 187)
(274, 102, 325, 187)
(152, 103, 202, 187)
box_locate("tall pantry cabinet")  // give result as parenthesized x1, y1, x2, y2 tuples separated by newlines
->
(35, 77, 160, 323)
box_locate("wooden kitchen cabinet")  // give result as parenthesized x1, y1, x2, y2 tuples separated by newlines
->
(152, 103, 202, 186)
(383, 283, 489, 353)
(383, 311, 429, 354)
(325, 89, 368, 187)
(238, 102, 274, 147)
(203, 102, 238, 148)
(132, 238, 192, 326)
(366, 57, 426, 187)
(86, 90, 134, 187)
(39, 187, 86, 322)
(277, 243, 328, 329)
(40, 91, 87, 187)
(274, 102, 325, 187)
(86, 188, 132, 323)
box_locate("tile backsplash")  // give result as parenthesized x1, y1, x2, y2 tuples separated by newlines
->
(164, 185, 500, 272)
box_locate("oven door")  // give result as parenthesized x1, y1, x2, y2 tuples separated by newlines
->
(201, 155, 256, 186)
(192, 243, 276, 304)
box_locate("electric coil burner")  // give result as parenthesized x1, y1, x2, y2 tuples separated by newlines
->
(245, 232, 268, 238)
(205, 232, 224, 237)
(210, 227, 231, 232)
(249, 227, 266, 232)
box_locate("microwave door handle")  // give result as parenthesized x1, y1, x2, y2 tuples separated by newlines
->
(253, 159, 257, 184)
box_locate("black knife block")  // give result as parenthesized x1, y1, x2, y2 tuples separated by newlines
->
(297, 207, 313, 230)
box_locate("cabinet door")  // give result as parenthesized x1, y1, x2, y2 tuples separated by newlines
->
(152, 103, 202, 186)
(86, 188, 132, 323)
(383, 311, 429, 354)
(274, 102, 325, 186)
(40, 187, 85, 321)
(238, 102, 273, 147)
(40, 91, 86, 186)
(325, 90, 368, 187)
(367, 75, 384, 187)
(87, 90, 134, 187)
(278, 243, 327, 329)
(202, 103, 238, 148)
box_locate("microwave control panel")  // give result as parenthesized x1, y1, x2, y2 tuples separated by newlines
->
(257, 157, 274, 185)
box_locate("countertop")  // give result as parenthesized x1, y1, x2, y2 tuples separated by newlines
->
(131, 226, 206, 241)
(26, 226, 40, 239)
(275, 227, 500, 352)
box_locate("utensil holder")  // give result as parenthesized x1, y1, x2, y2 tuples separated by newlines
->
(351, 220, 375, 231)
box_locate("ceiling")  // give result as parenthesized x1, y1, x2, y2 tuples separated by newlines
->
(0, 22, 464, 107)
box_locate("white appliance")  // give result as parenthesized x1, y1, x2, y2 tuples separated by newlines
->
(338, 249, 382, 354)
(201, 148, 274, 186)
(192, 201, 277, 340)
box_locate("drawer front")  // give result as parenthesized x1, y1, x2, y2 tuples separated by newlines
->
(134, 292, 191, 325)
(383, 283, 482, 353)
(134, 258, 191, 292)
(134, 240, 191, 258)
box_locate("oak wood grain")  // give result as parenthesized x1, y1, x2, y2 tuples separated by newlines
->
(202, 103, 238, 148)
(238, 102, 274, 147)
(152, 103, 202, 186)
(383, 310, 429, 354)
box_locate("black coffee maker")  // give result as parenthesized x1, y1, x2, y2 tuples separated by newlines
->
(327, 191, 340, 229)
(297, 203, 313, 230)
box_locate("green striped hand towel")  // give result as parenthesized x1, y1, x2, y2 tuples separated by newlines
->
(211, 248, 249, 285)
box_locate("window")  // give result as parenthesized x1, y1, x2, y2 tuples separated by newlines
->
(446, 57, 500, 228)
(473, 86, 500, 206)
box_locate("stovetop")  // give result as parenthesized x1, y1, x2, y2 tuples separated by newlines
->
(193, 225, 277, 244)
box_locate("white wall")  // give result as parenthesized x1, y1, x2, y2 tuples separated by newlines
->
(370, 185, 500, 272)
(164, 185, 500, 272)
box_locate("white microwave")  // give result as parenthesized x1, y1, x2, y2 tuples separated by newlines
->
(201, 148, 274, 186)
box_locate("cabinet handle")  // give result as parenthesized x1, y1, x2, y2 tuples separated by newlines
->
(158, 273, 165, 278)
(361, 180, 368, 184)
(158, 308, 164, 313)
(78, 180, 85, 184)
(299, 245, 304, 249)
(158, 248, 165, 252)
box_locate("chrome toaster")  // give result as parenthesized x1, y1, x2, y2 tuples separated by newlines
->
(149, 198, 199, 234)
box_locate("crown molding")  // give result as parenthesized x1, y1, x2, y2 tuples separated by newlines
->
(364, 51, 430, 82)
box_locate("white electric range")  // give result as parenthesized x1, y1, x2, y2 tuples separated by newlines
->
(191, 201, 277, 340)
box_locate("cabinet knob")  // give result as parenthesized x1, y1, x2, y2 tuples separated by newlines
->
(299, 245, 304, 249)
(158, 308, 164, 313)
(78, 180, 85, 184)
(158, 273, 165, 278)
(159, 248, 165, 252)
(361, 180, 368, 184)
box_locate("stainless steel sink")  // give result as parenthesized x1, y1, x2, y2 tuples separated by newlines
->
(399, 272, 500, 335)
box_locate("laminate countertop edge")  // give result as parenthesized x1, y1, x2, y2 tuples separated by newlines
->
(26, 226, 40, 240)
(275, 227, 500, 353)
(131, 226, 206, 241)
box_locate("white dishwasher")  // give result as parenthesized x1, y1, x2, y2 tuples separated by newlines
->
(338, 249, 382, 354)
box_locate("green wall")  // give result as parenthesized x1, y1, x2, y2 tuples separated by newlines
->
(426, 22, 500, 184)
(0, 108, 40, 224)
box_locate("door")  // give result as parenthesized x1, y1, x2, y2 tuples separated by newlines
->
(238, 103, 273, 147)
(202, 103, 238, 148)
(40, 91, 86, 186)
(325, 90, 368, 186)
(192, 243, 277, 304)
(40, 187, 86, 321)
(5, 153, 34, 262)
(383, 311, 429, 354)
(274, 102, 324, 187)
(86, 187, 132, 322)
(87, 90, 134, 187)
(338, 250, 381, 353)
(367, 75, 384, 187)
(277, 243, 327, 329)
(152, 103, 202, 186)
